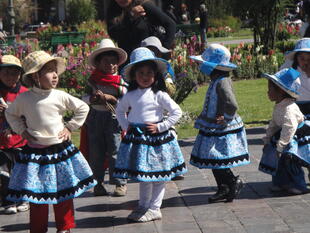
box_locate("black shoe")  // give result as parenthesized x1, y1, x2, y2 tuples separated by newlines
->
(208, 185, 229, 203)
(172, 175, 185, 181)
(225, 176, 244, 202)
(94, 184, 109, 196)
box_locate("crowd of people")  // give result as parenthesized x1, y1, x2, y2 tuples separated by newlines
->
(1, 0, 310, 233)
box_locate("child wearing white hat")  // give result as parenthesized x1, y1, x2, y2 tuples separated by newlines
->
(4, 51, 96, 233)
(114, 47, 187, 222)
(189, 44, 249, 203)
(86, 38, 128, 197)
(259, 68, 310, 195)
(0, 55, 29, 215)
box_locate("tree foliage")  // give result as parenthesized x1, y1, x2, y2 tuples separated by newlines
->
(231, 0, 294, 54)
(67, 0, 97, 25)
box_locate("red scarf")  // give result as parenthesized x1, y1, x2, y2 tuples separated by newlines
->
(89, 70, 123, 91)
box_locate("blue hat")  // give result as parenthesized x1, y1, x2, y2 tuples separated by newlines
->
(285, 38, 310, 60)
(122, 47, 171, 81)
(189, 44, 237, 74)
(262, 68, 301, 98)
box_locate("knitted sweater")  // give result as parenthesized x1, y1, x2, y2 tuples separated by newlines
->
(5, 87, 89, 146)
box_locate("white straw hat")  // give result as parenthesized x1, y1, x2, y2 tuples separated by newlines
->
(88, 38, 127, 67)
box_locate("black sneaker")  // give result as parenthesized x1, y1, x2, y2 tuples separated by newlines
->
(94, 184, 109, 196)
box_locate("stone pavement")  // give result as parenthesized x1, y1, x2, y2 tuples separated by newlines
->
(2, 127, 310, 233)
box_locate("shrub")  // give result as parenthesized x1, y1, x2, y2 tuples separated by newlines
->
(67, 0, 97, 25)
(209, 15, 241, 31)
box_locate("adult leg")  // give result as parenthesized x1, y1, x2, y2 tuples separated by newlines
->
(54, 199, 76, 232)
(29, 203, 49, 233)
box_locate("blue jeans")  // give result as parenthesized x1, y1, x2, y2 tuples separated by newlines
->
(272, 154, 307, 191)
(86, 109, 126, 185)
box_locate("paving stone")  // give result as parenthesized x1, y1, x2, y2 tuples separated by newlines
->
(2, 127, 310, 233)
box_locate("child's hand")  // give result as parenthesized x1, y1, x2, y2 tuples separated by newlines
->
(4, 129, 13, 138)
(22, 130, 37, 142)
(0, 103, 7, 116)
(58, 127, 71, 141)
(216, 115, 225, 125)
(146, 123, 159, 134)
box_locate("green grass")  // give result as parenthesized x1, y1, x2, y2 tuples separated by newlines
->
(208, 28, 253, 43)
(177, 78, 273, 139)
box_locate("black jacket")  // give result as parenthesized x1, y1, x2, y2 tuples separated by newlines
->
(107, 1, 176, 57)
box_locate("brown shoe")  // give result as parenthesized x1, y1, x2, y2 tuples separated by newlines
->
(94, 184, 109, 196)
(113, 184, 127, 197)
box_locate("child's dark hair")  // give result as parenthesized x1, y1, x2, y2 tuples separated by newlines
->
(210, 69, 230, 78)
(269, 80, 295, 99)
(95, 50, 119, 64)
(127, 60, 167, 93)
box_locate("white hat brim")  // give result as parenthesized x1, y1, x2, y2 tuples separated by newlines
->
(263, 73, 299, 98)
(189, 55, 237, 71)
(88, 47, 127, 67)
(285, 48, 310, 60)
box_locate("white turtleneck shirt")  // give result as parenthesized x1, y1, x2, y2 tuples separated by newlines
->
(116, 88, 182, 132)
(5, 87, 89, 146)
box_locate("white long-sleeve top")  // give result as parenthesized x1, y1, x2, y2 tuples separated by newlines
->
(5, 87, 89, 146)
(116, 87, 182, 132)
(297, 67, 310, 102)
(263, 98, 304, 152)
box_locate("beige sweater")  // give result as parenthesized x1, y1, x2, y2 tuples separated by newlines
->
(263, 98, 304, 152)
(5, 87, 89, 146)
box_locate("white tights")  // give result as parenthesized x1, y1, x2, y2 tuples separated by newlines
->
(139, 182, 165, 210)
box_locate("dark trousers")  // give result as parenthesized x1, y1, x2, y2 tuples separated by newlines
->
(212, 168, 236, 187)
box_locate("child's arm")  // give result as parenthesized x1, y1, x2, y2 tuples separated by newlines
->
(156, 92, 182, 133)
(62, 92, 90, 132)
(216, 79, 238, 121)
(277, 108, 301, 153)
(4, 99, 27, 136)
(115, 94, 130, 131)
(262, 119, 278, 145)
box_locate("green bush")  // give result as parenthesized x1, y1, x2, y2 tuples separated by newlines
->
(67, 0, 97, 25)
(209, 15, 242, 31)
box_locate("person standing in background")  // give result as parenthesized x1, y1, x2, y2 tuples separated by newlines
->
(199, 4, 209, 50)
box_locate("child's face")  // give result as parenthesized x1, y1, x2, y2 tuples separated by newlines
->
(0, 66, 22, 88)
(297, 52, 310, 74)
(135, 64, 155, 89)
(96, 55, 119, 75)
(35, 61, 58, 90)
(267, 81, 285, 102)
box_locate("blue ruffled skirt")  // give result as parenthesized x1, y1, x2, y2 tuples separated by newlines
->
(113, 124, 187, 182)
(7, 141, 97, 204)
(259, 121, 310, 176)
(191, 116, 250, 169)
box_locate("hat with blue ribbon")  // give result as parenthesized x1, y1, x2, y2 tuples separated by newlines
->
(285, 38, 310, 60)
(122, 47, 171, 81)
(262, 68, 301, 98)
(189, 43, 237, 75)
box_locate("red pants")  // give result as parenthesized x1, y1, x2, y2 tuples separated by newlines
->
(30, 199, 76, 233)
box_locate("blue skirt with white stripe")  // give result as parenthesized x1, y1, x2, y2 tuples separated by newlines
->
(259, 121, 310, 176)
(6, 141, 97, 204)
(190, 116, 250, 169)
(113, 124, 187, 182)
